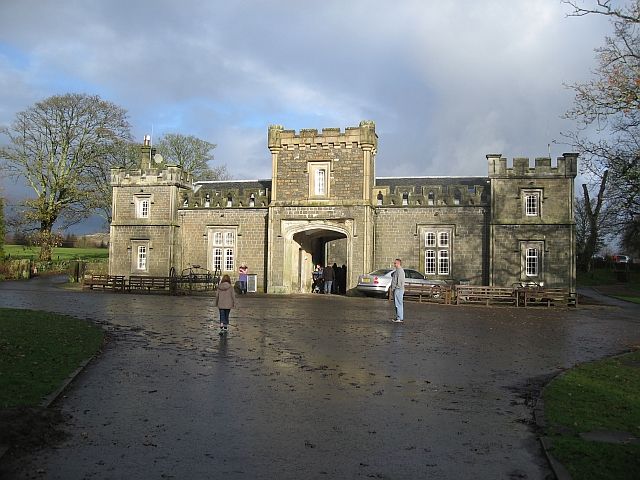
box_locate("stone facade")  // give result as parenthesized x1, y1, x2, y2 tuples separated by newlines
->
(109, 122, 578, 293)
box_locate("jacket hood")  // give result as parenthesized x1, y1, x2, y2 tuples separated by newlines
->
(218, 281, 232, 291)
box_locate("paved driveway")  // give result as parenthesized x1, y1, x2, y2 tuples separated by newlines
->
(1, 277, 639, 479)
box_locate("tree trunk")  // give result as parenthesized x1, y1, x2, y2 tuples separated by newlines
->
(38, 222, 55, 262)
(581, 170, 609, 272)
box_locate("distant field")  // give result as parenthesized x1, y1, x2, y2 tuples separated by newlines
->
(3, 245, 109, 260)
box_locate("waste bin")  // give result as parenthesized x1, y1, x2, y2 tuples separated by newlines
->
(247, 274, 258, 293)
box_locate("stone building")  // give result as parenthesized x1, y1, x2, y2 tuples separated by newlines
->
(109, 122, 577, 293)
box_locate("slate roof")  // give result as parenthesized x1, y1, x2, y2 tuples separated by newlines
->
(375, 176, 489, 189)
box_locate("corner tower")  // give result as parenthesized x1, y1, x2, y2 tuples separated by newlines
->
(488, 153, 578, 291)
(109, 137, 193, 277)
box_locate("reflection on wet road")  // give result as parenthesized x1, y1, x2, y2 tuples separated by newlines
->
(1, 277, 639, 479)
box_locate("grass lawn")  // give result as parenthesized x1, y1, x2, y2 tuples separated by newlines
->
(3, 245, 109, 261)
(577, 267, 640, 288)
(0, 308, 104, 408)
(611, 295, 640, 304)
(543, 350, 640, 480)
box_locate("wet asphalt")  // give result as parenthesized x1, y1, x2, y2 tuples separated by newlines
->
(0, 277, 639, 480)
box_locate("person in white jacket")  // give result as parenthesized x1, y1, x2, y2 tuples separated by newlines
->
(215, 274, 236, 335)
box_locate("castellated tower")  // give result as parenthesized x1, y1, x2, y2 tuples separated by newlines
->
(109, 137, 193, 277)
(266, 121, 378, 293)
(487, 153, 578, 290)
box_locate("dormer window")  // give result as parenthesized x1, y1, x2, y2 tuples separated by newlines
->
(204, 194, 211, 208)
(249, 194, 255, 207)
(226, 194, 233, 207)
(402, 192, 409, 206)
(428, 191, 435, 206)
(377, 191, 383, 206)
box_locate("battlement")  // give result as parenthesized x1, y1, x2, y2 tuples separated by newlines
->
(268, 120, 377, 152)
(110, 165, 193, 188)
(487, 153, 578, 178)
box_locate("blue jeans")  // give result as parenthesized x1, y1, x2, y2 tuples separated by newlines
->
(219, 309, 230, 325)
(393, 288, 404, 320)
(324, 280, 333, 294)
(239, 280, 247, 293)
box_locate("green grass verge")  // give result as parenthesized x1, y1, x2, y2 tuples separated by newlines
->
(543, 350, 640, 479)
(0, 308, 104, 408)
(577, 268, 640, 288)
(611, 295, 640, 304)
(4, 245, 109, 260)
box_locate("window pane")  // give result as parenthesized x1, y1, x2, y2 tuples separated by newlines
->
(425, 250, 436, 274)
(213, 248, 223, 271)
(225, 248, 234, 271)
(526, 248, 538, 276)
(525, 194, 539, 216)
(137, 245, 147, 270)
(438, 250, 449, 275)
(315, 169, 326, 195)
(224, 232, 235, 246)
(213, 232, 223, 245)
(439, 232, 449, 247)
(425, 232, 436, 247)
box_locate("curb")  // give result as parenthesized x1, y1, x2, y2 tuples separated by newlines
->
(533, 395, 573, 480)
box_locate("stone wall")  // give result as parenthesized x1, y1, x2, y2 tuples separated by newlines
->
(374, 206, 488, 284)
(178, 207, 269, 291)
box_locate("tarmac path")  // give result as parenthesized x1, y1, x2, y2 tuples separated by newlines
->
(0, 277, 639, 479)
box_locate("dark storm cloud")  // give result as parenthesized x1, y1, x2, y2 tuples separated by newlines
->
(0, 0, 613, 187)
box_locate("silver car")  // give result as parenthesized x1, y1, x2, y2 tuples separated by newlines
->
(356, 268, 446, 296)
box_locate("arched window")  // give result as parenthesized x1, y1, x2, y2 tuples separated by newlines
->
(226, 194, 233, 207)
(249, 193, 256, 207)
(204, 194, 211, 208)
(428, 191, 435, 206)
(402, 192, 409, 206)
(377, 191, 383, 206)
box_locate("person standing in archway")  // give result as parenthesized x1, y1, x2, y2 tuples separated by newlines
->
(323, 263, 334, 294)
(390, 258, 405, 322)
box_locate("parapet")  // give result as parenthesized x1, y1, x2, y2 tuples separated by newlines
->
(110, 165, 193, 188)
(268, 120, 377, 152)
(487, 153, 578, 178)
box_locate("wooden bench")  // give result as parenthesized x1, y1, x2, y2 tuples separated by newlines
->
(519, 287, 577, 307)
(455, 285, 516, 306)
(404, 284, 452, 304)
(128, 275, 172, 292)
(83, 275, 126, 292)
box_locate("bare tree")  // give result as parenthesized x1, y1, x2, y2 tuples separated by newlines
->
(575, 170, 614, 271)
(0, 93, 131, 261)
(155, 133, 230, 180)
(85, 140, 140, 224)
(563, 0, 640, 238)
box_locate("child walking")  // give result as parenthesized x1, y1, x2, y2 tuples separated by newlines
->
(215, 274, 236, 335)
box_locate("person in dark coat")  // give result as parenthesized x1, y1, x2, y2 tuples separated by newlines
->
(323, 264, 334, 294)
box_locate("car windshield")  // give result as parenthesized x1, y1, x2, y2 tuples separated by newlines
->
(369, 269, 392, 276)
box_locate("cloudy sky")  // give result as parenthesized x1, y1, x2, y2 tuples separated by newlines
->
(0, 0, 612, 230)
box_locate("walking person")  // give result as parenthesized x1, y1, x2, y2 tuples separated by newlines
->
(390, 258, 405, 322)
(238, 264, 248, 294)
(215, 274, 236, 335)
(323, 263, 334, 294)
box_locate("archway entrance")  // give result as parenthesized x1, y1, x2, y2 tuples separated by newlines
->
(289, 227, 349, 293)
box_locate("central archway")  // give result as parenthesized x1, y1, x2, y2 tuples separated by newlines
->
(283, 223, 351, 294)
